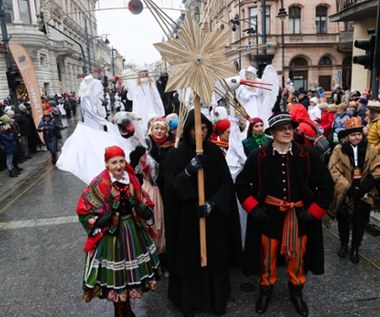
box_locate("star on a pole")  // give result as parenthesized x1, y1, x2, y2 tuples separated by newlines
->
(154, 14, 237, 104)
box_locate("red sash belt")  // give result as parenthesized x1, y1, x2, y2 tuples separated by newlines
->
(264, 195, 304, 258)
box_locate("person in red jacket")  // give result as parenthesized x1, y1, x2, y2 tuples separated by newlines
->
(316, 102, 335, 137)
(289, 103, 317, 147)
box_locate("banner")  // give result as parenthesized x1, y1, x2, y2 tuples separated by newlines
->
(8, 43, 43, 129)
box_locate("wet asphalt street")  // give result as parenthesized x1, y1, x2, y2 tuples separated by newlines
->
(0, 118, 380, 317)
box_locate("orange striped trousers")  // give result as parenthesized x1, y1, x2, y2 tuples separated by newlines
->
(259, 234, 307, 287)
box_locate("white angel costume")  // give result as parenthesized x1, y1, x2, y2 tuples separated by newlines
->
(127, 70, 165, 128)
(235, 65, 279, 128)
(78, 75, 108, 130)
(225, 119, 248, 249)
(56, 111, 147, 184)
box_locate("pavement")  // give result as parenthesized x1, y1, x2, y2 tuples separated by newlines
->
(1, 118, 380, 316)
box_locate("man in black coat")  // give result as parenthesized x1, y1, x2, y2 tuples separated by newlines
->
(235, 112, 334, 317)
(164, 110, 241, 317)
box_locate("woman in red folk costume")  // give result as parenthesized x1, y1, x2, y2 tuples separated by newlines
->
(210, 118, 231, 155)
(77, 145, 161, 317)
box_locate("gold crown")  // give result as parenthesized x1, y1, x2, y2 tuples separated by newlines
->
(344, 116, 362, 129)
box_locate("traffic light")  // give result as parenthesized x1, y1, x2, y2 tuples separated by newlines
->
(6, 71, 19, 90)
(37, 12, 47, 34)
(353, 33, 375, 70)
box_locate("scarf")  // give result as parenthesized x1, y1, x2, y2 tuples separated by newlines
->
(252, 133, 268, 147)
(264, 195, 304, 258)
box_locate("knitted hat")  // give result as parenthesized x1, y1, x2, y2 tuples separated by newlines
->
(250, 117, 263, 126)
(168, 118, 179, 131)
(18, 104, 27, 112)
(309, 97, 319, 104)
(264, 112, 299, 135)
(214, 119, 230, 135)
(358, 97, 368, 105)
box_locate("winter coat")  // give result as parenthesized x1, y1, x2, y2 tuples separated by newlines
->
(289, 103, 317, 147)
(328, 139, 380, 219)
(235, 141, 334, 276)
(0, 129, 17, 155)
(317, 110, 335, 137)
(366, 116, 380, 153)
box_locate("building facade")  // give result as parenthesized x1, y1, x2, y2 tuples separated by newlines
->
(330, 0, 379, 97)
(196, 0, 353, 92)
(0, 0, 123, 102)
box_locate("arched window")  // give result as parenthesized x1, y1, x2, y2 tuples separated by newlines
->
(289, 6, 301, 34)
(316, 5, 327, 34)
(319, 56, 332, 66)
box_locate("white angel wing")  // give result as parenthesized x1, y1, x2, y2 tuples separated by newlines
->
(226, 119, 247, 181)
(225, 119, 248, 249)
(260, 65, 280, 127)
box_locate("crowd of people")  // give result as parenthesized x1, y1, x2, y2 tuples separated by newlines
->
(1, 70, 380, 317)
(0, 92, 79, 176)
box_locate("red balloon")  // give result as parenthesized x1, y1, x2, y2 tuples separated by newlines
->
(128, 0, 143, 15)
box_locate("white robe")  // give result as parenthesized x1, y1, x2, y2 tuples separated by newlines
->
(128, 79, 165, 128)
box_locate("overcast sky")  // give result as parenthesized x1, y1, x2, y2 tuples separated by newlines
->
(96, 0, 184, 67)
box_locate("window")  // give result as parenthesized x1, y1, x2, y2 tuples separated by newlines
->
(3, 0, 13, 23)
(249, 7, 258, 31)
(18, 0, 31, 24)
(319, 56, 332, 66)
(289, 7, 301, 34)
(40, 54, 47, 67)
(265, 6, 270, 35)
(316, 6, 327, 34)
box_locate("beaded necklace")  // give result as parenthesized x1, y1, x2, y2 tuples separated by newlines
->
(112, 182, 131, 209)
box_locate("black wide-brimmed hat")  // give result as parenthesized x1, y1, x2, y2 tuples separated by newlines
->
(265, 112, 299, 135)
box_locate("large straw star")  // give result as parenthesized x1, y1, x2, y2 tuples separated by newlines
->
(154, 14, 237, 104)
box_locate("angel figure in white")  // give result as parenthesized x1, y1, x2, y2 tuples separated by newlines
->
(78, 74, 108, 130)
(127, 67, 165, 129)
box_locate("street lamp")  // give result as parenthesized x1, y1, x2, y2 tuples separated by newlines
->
(277, 1, 288, 88)
(84, 17, 110, 74)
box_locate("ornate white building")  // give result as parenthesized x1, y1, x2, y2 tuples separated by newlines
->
(0, 0, 123, 101)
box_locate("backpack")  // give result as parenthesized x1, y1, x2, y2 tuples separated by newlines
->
(302, 121, 331, 160)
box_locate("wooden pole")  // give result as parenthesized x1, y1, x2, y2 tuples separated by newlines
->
(194, 95, 207, 267)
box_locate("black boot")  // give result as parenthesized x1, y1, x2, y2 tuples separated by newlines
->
(288, 283, 308, 317)
(337, 243, 348, 258)
(255, 285, 273, 314)
(9, 170, 18, 177)
(337, 217, 349, 258)
(350, 247, 360, 264)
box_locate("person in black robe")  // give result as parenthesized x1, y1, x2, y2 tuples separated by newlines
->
(164, 110, 241, 317)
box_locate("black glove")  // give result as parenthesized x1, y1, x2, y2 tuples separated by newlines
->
(297, 209, 315, 225)
(250, 205, 269, 223)
(197, 201, 215, 218)
(185, 154, 206, 176)
(347, 185, 364, 199)
(129, 146, 146, 168)
(95, 211, 113, 229)
(136, 204, 154, 221)
(359, 175, 376, 193)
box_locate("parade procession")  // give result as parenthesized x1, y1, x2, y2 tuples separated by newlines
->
(1, 0, 380, 316)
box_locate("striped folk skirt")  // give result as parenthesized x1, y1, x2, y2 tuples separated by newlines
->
(83, 214, 161, 302)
